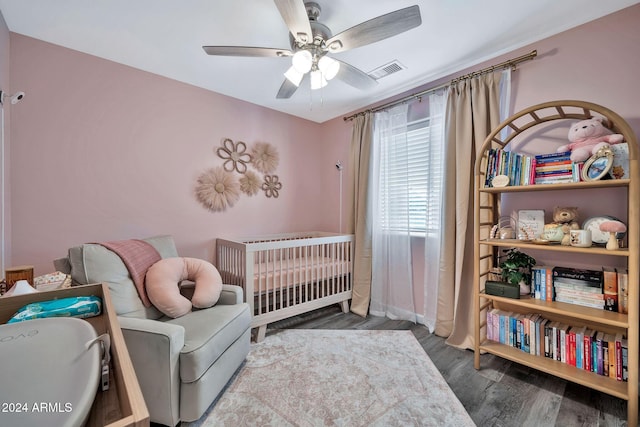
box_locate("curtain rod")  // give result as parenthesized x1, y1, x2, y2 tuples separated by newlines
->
(343, 49, 537, 122)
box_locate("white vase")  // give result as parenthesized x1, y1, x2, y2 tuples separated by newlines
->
(519, 281, 531, 296)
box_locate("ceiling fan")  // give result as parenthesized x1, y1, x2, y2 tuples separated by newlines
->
(203, 0, 421, 99)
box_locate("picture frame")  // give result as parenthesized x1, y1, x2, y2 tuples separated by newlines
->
(581, 147, 614, 181)
(517, 209, 545, 239)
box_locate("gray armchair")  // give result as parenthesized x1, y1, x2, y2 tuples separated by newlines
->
(55, 235, 251, 426)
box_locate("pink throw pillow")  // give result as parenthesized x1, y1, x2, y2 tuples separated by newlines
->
(145, 257, 223, 318)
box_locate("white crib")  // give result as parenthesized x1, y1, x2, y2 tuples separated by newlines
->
(216, 232, 354, 342)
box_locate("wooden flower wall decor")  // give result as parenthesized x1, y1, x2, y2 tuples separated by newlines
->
(262, 175, 282, 198)
(195, 138, 284, 212)
(216, 138, 251, 173)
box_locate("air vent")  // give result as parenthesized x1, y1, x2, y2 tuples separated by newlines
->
(368, 60, 406, 80)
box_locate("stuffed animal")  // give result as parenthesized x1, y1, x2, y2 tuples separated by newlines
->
(557, 117, 624, 162)
(145, 257, 223, 318)
(552, 206, 580, 245)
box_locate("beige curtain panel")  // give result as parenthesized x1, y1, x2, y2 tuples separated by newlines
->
(441, 71, 504, 348)
(349, 113, 374, 317)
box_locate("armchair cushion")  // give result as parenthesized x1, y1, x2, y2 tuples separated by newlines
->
(166, 302, 251, 383)
(146, 257, 223, 318)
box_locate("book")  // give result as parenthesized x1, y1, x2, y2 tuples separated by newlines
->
(592, 331, 599, 373)
(534, 151, 571, 163)
(534, 175, 575, 185)
(555, 295, 605, 309)
(622, 338, 629, 381)
(583, 329, 595, 372)
(529, 314, 540, 355)
(605, 333, 616, 379)
(554, 322, 562, 361)
(552, 266, 603, 285)
(534, 159, 572, 168)
(573, 326, 587, 369)
(596, 332, 605, 375)
(567, 327, 576, 366)
(531, 266, 542, 299)
(545, 267, 553, 302)
(544, 321, 554, 358)
(537, 316, 545, 356)
(553, 279, 604, 292)
(602, 267, 618, 312)
(549, 321, 559, 359)
(618, 269, 629, 314)
(614, 333, 624, 381)
(534, 169, 573, 177)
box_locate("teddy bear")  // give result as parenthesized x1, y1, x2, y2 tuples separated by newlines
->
(545, 206, 579, 245)
(556, 117, 624, 162)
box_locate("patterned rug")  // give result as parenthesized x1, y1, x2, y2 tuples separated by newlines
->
(186, 329, 475, 427)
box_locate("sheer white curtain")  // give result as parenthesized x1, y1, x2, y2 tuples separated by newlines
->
(422, 90, 447, 332)
(370, 104, 415, 321)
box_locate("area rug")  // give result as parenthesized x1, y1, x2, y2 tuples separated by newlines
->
(188, 329, 475, 427)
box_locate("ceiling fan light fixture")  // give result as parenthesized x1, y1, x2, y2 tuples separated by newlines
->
(291, 50, 313, 73)
(318, 56, 340, 81)
(284, 66, 304, 86)
(310, 70, 328, 90)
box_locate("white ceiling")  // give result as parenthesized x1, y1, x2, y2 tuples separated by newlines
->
(0, 0, 637, 123)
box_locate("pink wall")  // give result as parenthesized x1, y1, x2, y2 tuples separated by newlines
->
(9, 34, 339, 275)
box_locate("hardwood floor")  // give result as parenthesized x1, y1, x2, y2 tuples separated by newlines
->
(266, 305, 629, 427)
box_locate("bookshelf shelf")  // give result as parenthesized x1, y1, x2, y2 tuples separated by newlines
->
(480, 292, 629, 329)
(473, 100, 639, 426)
(480, 239, 630, 256)
(479, 341, 629, 400)
(479, 178, 630, 193)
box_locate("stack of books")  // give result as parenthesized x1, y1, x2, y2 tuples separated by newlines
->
(486, 309, 628, 381)
(552, 267, 604, 309)
(531, 265, 629, 313)
(534, 151, 580, 184)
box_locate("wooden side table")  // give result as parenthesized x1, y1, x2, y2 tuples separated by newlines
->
(5, 265, 34, 290)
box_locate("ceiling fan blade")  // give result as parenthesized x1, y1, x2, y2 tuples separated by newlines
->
(276, 78, 300, 99)
(325, 5, 421, 53)
(334, 60, 378, 90)
(202, 46, 292, 57)
(273, 0, 313, 44)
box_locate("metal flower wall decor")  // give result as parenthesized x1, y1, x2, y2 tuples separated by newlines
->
(194, 137, 283, 212)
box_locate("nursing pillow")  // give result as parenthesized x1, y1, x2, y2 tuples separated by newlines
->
(145, 257, 223, 318)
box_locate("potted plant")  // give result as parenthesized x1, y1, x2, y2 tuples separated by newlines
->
(499, 248, 536, 295)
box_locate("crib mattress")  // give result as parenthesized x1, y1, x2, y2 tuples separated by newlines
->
(251, 257, 350, 293)
(0, 317, 101, 427)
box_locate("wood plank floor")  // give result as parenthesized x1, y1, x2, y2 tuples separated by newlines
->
(266, 306, 629, 427)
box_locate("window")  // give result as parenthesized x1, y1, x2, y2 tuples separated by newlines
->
(376, 112, 445, 235)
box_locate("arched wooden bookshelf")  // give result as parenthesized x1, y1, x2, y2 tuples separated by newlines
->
(473, 100, 638, 425)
